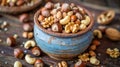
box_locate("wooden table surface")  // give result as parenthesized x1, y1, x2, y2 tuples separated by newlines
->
(0, 0, 120, 67)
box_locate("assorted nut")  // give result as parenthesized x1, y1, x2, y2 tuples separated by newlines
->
(93, 29, 102, 39)
(14, 61, 22, 67)
(78, 53, 90, 62)
(38, 2, 91, 33)
(24, 40, 36, 49)
(25, 54, 36, 64)
(57, 61, 68, 67)
(14, 48, 24, 59)
(34, 59, 44, 67)
(97, 10, 115, 25)
(31, 46, 41, 56)
(90, 56, 100, 65)
(6, 36, 16, 47)
(23, 23, 33, 32)
(0, 0, 35, 7)
(105, 27, 120, 41)
(106, 48, 120, 58)
(22, 32, 34, 39)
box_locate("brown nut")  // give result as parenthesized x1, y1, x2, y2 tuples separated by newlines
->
(23, 23, 33, 32)
(34, 59, 44, 67)
(105, 27, 120, 41)
(19, 13, 29, 23)
(51, 23, 62, 33)
(75, 19, 81, 25)
(16, 0, 25, 6)
(1, 0, 7, 6)
(41, 9, 50, 17)
(32, 47, 41, 56)
(38, 15, 45, 22)
(28, 32, 34, 39)
(71, 15, 77, 22)
(6, 36, 16, 47)
(74, 60, 86, 67)
(44, 2, 53, 9)
(56, 11, 62, 19)
(22, 32, 28, 38)
(90, 45, 96, 51)
(14, 48, 24, 59)
(61, 3, 70, 12)
(92, 40, 100, 46)
(75, 12, 83, 20)
(89, 51, 96, 57)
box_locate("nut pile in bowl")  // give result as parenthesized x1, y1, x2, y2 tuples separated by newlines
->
(38, 2, 91, 33)
(0, 0, 35, 7)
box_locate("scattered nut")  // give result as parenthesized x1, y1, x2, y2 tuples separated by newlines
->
(90, 56, 100, 65)
(71, 15, 77, 22)
(105, 27, 120, 41)
(13, 34, 18, 39)
(32, 47, 41, 56)
(6, 36, 16, 47)
(58, 61, 68, 67)
(23, 23, 33, 32)
(19, 13, 29, 23)
(78, 53, 89, 62)
(14, 61, 22, 67)
(89, 51, 96, 57)
(28, 32, 34, 39)
(97, 10, 115, 25)
(34, 59, 44, 67)
(14, 48, 24, 59)
(93, 29, 102, 39)
(24, 40, 36, 49)
(74, 59, 86, 67)
(92, 39, 100, 46)
(25, 54, 36, 64)
(45, 2, 53, 9)
(22, 32, 28, 38)
(90, 45, 96, 51)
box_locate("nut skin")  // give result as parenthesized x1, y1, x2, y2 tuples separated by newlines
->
(74, 60, 86, 67)
(23, 23, 33, 32)
(14, 48, 24, 59)
(19, 13, 29, 23)
(34, 59, 44, 67)
(31, 47, 41, 56)
(51, 23, 62, 33)
(71, 15, 77, 22)
(6, 36, 16, 47)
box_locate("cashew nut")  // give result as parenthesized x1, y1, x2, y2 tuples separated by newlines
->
(25, 54, 36, 64)
(93, 29, 102, 39)
(72, 24, 79, 33)
(24, 40, 36, 49)
(79, 24, 87, 30)
(81, 15, 90, 26)
(14, 61, 22, 67)
(60, 16, 70, 25)
(90, 56, 100, 65)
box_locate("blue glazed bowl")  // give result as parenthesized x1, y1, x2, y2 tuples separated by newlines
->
(34, 6, 94, 60)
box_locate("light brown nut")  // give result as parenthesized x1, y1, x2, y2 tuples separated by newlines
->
(50, 9, 57, 15)
(56, 11, 62, 19)
(74, 59, 86, 67)
(34, 59, 44, 67)
(25, 54, 36, 64)
(81, 15, 90, 26)
(60, 16, 70, 25)
(32, 47, 41, 56)
(75, 12, 83, 20)
(92, 40, 100, 46)
(72, 24, 79, 33)
(24, 40, 36, 49)
(23, 23, 33, 32)
(89, 51, 96, 57)
(6, 36, 16, 47)
(79, 24, 86, 30)
(78, 53, 90, 62)
(75, 19, 81, 25)
(67, 11, 73, 16)
(93, 29, 102, 39)
(41, 9, 50, 17)
(38, 15, 45, 22)
(71, 15, 77, 22)
(65, 22, 74, 33)
(14, 48, 24, 59)
(19, 13, 29, 23)
(90, 45, 96, 51)
(28, 32, 34, 39)
(22, 32, 28, 38)
(14, 61, 22, 67)
(61, 3, 70, 12)
(44, 2, 53, 9)
(105, 27, 120, 41)
(1, 0, 7, 6)
(61, 61, 68, 67)
(90, 56, 100, 65)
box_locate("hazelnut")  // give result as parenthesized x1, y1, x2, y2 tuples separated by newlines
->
(34, 59, 44, 67)
(61, 3, 70, 12)
(16, 0, 25, 6)
(75, 19, 81, 25)
(44, 2, 53, 9)
(22, 32, 28, 38)
(6, 36, 16, 47)
(38, 15, 44, 22)
(14, 48, 24, 59)
(92, 40, 100, 46)
(90, 45, 96, 51)
(50, 9, 58, 15)
(89, 51, 96, 57)
(28, 32, 34, 39)
(41, 9, 50, 17)
(19, 13, 29, 23)
(23, 23, 33, 32)
(32, 47, 41, 56)
(51, 23, 62, 33)
(71, 15, 77, 22)
(74, 60, 86, 67)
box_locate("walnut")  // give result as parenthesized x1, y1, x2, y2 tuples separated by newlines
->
(78, 53, 90, 62)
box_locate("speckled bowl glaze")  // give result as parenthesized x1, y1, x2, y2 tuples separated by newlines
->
(34, 5, 94, 60)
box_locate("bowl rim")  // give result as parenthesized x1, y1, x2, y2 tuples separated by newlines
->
(34, 5, 94, 38)
(0, 0, 42, 14)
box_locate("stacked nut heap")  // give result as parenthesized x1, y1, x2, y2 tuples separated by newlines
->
(0, 0, 34, 7)
(38, 2, 91, 33)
